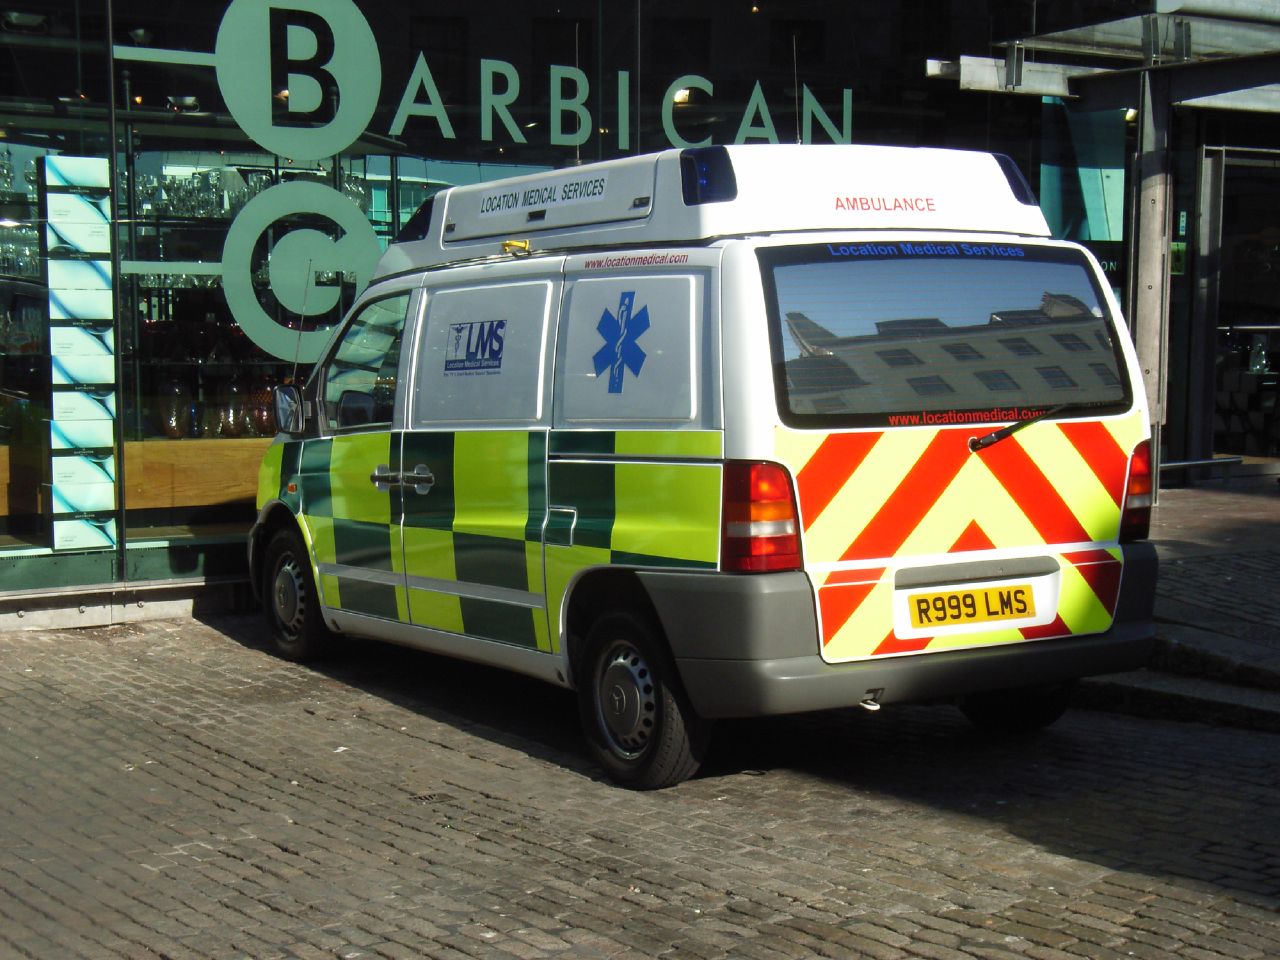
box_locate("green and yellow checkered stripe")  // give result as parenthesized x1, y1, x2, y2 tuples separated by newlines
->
(544, 430, 723, 652)
(266, 428, 725, 656)
(400, 429, 548, 650)
(301, 432, 408, 625)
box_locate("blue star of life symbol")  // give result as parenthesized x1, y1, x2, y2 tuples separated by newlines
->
(593, 291, 649, 393)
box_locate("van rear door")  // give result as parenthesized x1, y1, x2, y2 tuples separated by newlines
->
(759, 237, 1149, 664)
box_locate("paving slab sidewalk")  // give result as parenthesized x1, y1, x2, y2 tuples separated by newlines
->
(1075, 476, 1280, 730)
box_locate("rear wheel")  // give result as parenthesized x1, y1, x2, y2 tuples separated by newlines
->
(262, 526, 333, 662)
(577, 611, 708, 790)
(959, 681, 1075, 733)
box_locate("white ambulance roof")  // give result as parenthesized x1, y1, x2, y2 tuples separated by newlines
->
(373, 144, 1051, 278)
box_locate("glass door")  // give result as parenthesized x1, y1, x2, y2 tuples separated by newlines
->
(1201, 148, 1280, 469)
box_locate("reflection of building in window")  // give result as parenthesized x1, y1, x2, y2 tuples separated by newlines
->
(942, 342, 983, 360)
(975, 369, 1020, 391)
(774, 309, 1125, 416)
(1053, 332, 1092, 352)
(877, 348, 924, 366)
(990, 293, 1094, 326)
(1090, 362, 1121, 386)
(908, 375, 954, 396)
(785, 311, 840, 356)
(999, 336, 1042, 356)
(1094, 330, 1112, 351)
(876, 318, 947, 335)
(812, 397, 848, 414)
(1037, 365, 1077, 389)
(786, 355, 868, 394)
(1040, 293, 1094, 317)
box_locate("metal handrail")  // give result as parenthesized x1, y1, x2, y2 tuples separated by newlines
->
(1159, 456, 1242, 472)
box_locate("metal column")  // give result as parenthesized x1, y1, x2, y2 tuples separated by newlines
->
(1128, 68, 1173, 479)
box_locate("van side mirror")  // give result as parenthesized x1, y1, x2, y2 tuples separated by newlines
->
(273, 384, 305, 435)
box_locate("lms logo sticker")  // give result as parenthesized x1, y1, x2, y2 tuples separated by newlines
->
(593, 291, 649, 393)
(446, 320, 506, 373)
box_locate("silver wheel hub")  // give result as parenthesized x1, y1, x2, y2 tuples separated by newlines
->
(596, 642, 657, 759)
(272, 557, 306, 636)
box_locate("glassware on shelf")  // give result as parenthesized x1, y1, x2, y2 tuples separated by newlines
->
(249, 372, 277, 435)
(187, 398, 204, 438)
(340, 171, 370, 213)
(153, 171, 227, 220)
(157, 377, 193, 439)
(200, 399, 223, 438)
(1249, 335, 1270, 373)
(178, 313, 217, 363)
(208, 376, 251, 438)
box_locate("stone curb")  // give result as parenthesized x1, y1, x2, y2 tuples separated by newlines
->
(1151, 622, 1280, 691)
(1076, 669, 1280, 733)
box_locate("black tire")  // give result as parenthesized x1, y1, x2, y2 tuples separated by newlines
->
(577, 611, 708, 790)
(958, 681, 1076, 733)
(262, 525, 333, 662)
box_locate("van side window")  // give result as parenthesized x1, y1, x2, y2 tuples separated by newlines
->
(322, 294, 410, 431)
(557, 275, 699, 425)
(413, 281, 554, 425)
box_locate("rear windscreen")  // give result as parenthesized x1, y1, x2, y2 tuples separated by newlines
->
(759, 242, 1132, 428)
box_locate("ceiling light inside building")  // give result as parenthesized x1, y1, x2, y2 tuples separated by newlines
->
(2, 11, 47, 31)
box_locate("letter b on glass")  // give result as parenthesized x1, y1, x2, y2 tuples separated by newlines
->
(215, 0, 380, 161)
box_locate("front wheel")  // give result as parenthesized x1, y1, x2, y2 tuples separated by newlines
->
(577, 611, 708, 790)
(262, 525, 334, 662)
(958, 681, 1075, 733)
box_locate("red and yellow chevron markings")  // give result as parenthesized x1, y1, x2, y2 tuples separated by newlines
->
(776, 411, 1145, 662)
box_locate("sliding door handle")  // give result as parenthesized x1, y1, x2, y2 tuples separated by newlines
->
(369, 464, 400, 491)
(407, 463, 435, 495)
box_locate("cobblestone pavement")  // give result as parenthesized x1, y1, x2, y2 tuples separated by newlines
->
(1, 615, 1277, 960)
(1158, 549, 1280, 651)
(1148, 479, 1280, 562)
(1150, 481, 1280, 633)
(1150, 481, 1280, 679)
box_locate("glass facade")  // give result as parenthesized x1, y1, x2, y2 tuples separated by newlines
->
(0, 0, 1276, 597)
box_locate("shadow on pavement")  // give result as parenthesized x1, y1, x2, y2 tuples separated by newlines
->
(208, 610, 1280, 908)
(706, 707, 1279, 904)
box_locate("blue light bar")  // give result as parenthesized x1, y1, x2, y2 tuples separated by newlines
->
(680, 146, 738, 206)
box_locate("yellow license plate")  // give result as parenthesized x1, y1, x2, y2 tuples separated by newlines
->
(908, 584, 1036, 629)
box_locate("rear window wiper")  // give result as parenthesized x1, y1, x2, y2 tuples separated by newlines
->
(968, 400, 1114, 453)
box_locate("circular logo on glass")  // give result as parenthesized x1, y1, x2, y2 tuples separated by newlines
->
(222, 181, 380, 363)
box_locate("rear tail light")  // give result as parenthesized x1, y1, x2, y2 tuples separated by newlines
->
(722, 461, 802, 572)
(1120, 439, 1152, 542)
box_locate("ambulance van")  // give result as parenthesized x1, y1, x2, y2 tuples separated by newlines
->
(250, 145, 1157, 789)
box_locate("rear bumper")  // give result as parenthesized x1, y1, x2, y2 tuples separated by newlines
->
(639, 541, 1158, 720)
